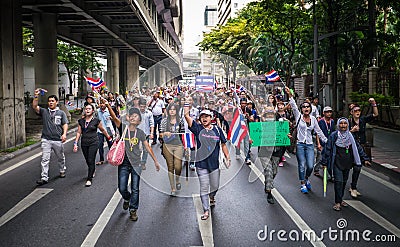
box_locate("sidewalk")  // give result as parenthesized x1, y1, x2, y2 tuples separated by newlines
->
(370, 125, 400, 184)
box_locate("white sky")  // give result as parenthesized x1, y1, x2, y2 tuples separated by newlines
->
(182, 0, 217, 53)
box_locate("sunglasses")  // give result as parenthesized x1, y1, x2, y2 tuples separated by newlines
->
(301, 105, 311, 109)
(353, 109, 361, 112)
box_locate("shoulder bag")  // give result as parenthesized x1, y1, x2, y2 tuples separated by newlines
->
(107, 125, 129, 166)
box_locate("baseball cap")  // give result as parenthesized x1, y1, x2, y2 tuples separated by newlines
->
(199, 109, 213, 117)
(323, 106, 333, 112)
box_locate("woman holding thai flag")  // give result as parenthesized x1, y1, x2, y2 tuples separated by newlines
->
(183, 102, 231, 220)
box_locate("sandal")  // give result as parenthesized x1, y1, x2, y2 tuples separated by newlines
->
(314, 171, 320, 177)
(341, 201, 349, 207)
(333, 204, 341, 211)
(96, 161, 105, 165)
(201, 211, 209, 220)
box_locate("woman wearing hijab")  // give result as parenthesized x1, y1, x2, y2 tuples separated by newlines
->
(285, 87, 328, 194)
(321, 117, 371, 211)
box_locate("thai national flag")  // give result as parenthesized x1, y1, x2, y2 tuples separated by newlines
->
(214, 79, 218, 90)
(266, 70, 281, 83)
(182, 132, 196, 148)
(196, 85, 215, 92)
(235, 85, 246, 93)
(85, 77, 106, 89)
(227, 107, 249, 148)
(66, 101, 74, 106)
(176, 84, 181, 94)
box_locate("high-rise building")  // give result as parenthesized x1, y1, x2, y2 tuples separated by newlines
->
(204, 5, 218, 27)
(217, 0, 255, 25)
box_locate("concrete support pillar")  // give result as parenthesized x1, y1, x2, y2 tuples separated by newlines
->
(368, 66, 379, 94)
(148, 68, 155, 88)
(127, 52, 139, 92)
(0, 0, 25, 149)
(154, 67, 161, 88)
(345, 69, 354, 115)
(33, 13, 58, 105)
(112, 48, 120, 93)
(119, 51, 127, 94)
(106, 48, 113, 92)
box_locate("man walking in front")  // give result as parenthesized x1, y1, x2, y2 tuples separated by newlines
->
(32, 88, 69, 185)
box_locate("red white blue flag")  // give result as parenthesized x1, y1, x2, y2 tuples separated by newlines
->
(182, 132, 196, 148)
(235, 85, 246, 93)
(85, 77, 106, 90)
(265, 70, 281, 83)
(227, 107, 249, 148)
(176, 84, 181, 94)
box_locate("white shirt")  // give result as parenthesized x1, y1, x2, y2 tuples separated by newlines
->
(179, 107, 199, 132)
(289, 97, 327, 144)
(149, 98, 165, 116)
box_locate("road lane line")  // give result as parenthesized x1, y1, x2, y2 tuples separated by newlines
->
(81, 189, 121, 247)
(345, 200, 400, 238)
(249, 163, 326, 247)
(0, 137, 76, 177)
(361, 170, 400, 194)
(192, 194, 214, 247)
(0, 188, 53, 227)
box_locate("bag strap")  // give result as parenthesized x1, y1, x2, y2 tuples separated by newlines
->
(112, 125, 128, 161)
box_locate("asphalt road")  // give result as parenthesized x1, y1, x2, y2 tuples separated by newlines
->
(0, 133, 399, 247)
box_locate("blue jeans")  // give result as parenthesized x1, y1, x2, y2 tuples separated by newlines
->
(97, 132, 113, 162)
(118, 157, 142, 210)
(296, 143, 315, 181)
(333, 165, 350, 203)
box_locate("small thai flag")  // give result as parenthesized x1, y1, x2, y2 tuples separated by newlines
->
(266, 70, 281, 83)
(66, 101, 74, 106)
(235, 85, 245, 93)
(85, 77, 106, 89)
(182, 132, 196, 148)
(176, 84, 181, 94)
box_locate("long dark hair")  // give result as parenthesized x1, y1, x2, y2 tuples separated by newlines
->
(165, 103, 180, 130)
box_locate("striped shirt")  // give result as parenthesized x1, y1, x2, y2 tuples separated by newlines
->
(289, 97, 327, 144)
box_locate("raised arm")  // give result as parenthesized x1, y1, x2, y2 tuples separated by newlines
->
(32, 88, 41, 114)
(285, 87, 300, 121)
(102, 97, 121, 128)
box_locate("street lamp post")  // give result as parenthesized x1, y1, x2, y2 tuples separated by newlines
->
(313, 0, 318, 98)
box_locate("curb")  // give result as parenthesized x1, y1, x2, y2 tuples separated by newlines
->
(371, 161, 400, 185)
(371, 125, 400, 133)
(0, 127, 78, 164)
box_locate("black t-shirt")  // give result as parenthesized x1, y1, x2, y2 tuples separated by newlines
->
(335, 145, 354, 170)
(78, 118, 101, 146)
(349, 114, 375, 144)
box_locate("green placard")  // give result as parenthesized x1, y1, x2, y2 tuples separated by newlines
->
(249, 121, 290, 147)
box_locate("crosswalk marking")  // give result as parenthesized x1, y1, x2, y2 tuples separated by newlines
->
(361, 169, 400, 194)
(345, 200, 400, 238)
(249, 163, 326, 247)
(0, 137, 76, 177)
(192, 194, 214, 247)
(81, 189, 121, 247)
(0, 188, 53, 227)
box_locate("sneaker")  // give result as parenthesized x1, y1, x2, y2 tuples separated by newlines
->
(189, 163, 195, 171)
(129, 210, 138, 221)
(281, 156, 286, 162)
(245, 158, 251, 165)
(305, 180, 312, 191)
(300, 184, 308, 194)
(36, 179, 48, 186)
(122, 200, 129, 210)
(59, 171, 66, 178)
(278, 162, 284, 167)
(235, 154, 240, 160)
(141, 164, 146, 170)
(85, 180, 92, 187)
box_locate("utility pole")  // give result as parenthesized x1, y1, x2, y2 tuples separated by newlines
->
(313, 0, 318, 98)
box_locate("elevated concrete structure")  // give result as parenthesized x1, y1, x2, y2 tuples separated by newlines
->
(0, 0, 184, 149)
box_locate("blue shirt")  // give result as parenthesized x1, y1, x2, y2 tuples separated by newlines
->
(188, 122, 227, 171)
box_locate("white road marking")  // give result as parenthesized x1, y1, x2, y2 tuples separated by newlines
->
(0, 188, 53, 227)
(361, 169, 400, 194)
(81, 189, 121, 247)
(249, 163, 326, 247)
(0, 137, 76, 177)
(192, 194, 214, 247)
(380, 163, 398, 169)
(344, 200, 400, 238)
